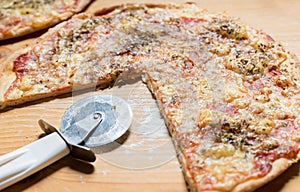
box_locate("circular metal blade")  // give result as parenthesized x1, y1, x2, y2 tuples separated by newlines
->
(60, 94, 132, 147)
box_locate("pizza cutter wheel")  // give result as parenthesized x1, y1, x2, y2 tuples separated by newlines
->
(0, 94, 132, 190)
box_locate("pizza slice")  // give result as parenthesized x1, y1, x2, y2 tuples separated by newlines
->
(1, 3, 300, 192)
(0, 0, 92, 40)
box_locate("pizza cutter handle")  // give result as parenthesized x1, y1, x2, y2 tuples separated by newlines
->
(0, 132, 70, 191)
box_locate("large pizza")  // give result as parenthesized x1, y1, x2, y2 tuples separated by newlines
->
(1, 3, 300, 192)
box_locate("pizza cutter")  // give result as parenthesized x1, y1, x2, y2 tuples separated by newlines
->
(0, 94, 132, 190)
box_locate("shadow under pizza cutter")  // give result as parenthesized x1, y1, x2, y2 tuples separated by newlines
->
(0, 94, 133, 190)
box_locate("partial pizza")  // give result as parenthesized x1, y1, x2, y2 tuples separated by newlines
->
(1, 3, 300, 192)
(0, 0, 92, 40)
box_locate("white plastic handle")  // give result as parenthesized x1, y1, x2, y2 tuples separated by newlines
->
(0, 132, 70, 190)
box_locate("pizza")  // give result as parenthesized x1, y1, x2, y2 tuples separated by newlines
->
(0, 0, 92, 40)
(1, 3, 300, 191)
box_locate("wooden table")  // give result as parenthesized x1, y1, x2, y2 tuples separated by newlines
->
(1, 0, 300, 191)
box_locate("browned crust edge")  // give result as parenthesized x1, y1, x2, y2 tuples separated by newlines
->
(144, 73, 198, 192)
(0, 78, 114, 110)
(232, 159, 290, 192)
(94, 2, 196, 16)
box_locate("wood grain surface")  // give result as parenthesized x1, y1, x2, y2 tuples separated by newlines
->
(1, 0, 300, 191)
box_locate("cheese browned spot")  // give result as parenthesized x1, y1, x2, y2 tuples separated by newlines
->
(2, 3, 300, 192)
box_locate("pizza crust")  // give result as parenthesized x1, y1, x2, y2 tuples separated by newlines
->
(0, 51, 17, 108)
(180, 157, 290, 192)
(232, 158, 290, 192)
(177, 142, 199, 192)
(144, 73, 198, 192)
(1, 18, 60, 41)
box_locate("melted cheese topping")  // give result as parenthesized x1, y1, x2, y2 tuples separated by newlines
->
(0, 0, 79, 39)
(4, 3, 300, 191)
